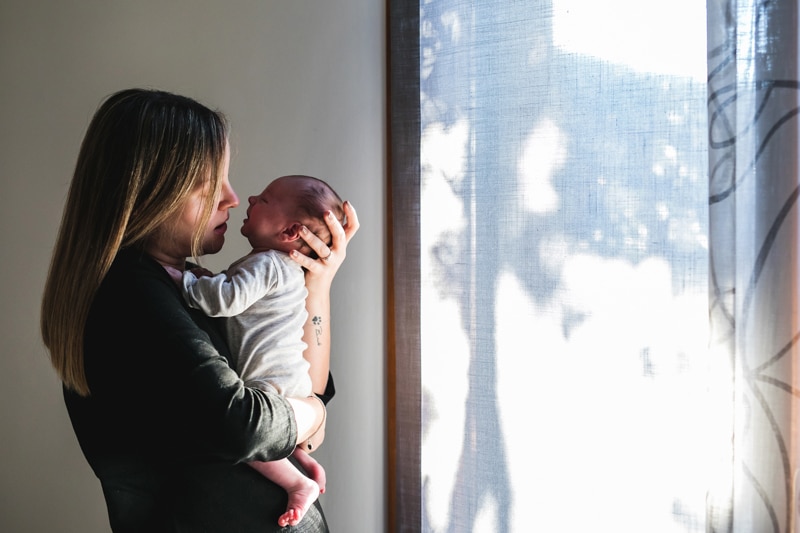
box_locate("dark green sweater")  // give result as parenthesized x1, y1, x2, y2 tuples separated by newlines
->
(64, 248, 332, 532)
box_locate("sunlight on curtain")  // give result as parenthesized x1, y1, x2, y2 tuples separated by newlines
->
(706, 1, 800, 531)
(418, 1, 709, 531)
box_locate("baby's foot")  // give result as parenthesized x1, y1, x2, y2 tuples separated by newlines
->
(292, 448, 327, 494)
(303, 458, 327, 494)
(277, 476, 321, 527)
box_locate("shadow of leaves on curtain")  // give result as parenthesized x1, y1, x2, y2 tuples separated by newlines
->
(421, 1, 709, 531)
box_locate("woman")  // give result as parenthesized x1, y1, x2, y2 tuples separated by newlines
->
(40, 88, 358, 532)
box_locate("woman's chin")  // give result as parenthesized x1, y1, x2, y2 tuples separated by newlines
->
(201, 236, 226, 255)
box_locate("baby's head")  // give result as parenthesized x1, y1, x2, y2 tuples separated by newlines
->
(241, 175, 344, 257)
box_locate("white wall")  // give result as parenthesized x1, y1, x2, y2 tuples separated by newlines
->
(0, 1, 386, 531)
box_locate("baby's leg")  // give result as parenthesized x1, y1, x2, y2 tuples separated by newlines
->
(292, 447, 327, 494)
(249, 458, 320, 527)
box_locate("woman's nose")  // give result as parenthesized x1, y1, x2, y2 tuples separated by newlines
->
(248, 196, 256, 205)
(221, 181, 239, 209)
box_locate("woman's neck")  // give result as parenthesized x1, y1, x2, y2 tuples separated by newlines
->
(142, 244, 186, 271)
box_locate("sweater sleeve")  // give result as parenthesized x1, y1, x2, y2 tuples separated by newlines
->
(79, 250, 297, 465)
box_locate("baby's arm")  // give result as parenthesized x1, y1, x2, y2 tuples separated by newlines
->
(182, 254, 277, 317)
(187, 266, 214, 278)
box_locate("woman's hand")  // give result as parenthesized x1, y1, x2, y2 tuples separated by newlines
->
(290, 200, 359, 290)
(292, 201, 359, 394)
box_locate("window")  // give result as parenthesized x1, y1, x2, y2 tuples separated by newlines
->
(389, 1, 800, 531)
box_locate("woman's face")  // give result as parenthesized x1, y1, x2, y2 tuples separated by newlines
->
(147, 145, 239, 267)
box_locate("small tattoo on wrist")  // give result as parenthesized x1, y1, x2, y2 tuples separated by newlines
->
(313, 315, 323, 346)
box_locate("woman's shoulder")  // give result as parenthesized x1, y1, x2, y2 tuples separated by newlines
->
(105, 248, 176, 287)
(92, 247, 183, 317)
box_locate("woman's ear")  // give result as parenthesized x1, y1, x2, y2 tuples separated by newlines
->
(280, 223, 303, 242)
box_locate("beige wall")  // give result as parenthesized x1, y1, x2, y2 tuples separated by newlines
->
(0, 1, 386, 531)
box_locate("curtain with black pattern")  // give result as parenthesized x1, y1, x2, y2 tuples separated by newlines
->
(707, 1, 800, 531)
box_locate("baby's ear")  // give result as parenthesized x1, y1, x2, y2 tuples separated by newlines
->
(281, 223, 303, 242)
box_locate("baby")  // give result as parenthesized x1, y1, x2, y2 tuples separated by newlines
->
(180, 174, 345, 527)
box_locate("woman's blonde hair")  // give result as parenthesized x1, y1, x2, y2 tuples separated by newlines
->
(41, 88, 229, 396)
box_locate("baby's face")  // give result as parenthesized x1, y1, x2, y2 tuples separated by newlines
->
(240, 178, 298, 252)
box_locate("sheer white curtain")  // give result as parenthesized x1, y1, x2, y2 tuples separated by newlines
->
(707, 1, 800, 532)
(389, 1, 800, 531)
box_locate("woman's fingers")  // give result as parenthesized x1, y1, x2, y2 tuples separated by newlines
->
(342, 201, 359, 244)
(300, 221, 331, 260)
(289, 248, 317, 271)
(290, 201, 358, 277)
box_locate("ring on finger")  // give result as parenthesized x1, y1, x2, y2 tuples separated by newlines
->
(321, 251, 332, 261)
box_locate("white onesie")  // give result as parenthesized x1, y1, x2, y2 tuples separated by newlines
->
(181, 250, 311, 397)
